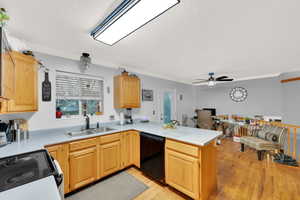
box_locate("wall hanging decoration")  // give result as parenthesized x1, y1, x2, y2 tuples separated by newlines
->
(40, 61, 51, 102)
(230, 87, 247, 102)
(42, 71, 51, 101)
(142, 89, 153, 101)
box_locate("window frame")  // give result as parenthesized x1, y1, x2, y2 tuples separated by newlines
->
(55, 70, 104, 120)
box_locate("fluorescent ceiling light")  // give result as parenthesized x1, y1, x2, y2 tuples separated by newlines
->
(91, 0, 180, 45)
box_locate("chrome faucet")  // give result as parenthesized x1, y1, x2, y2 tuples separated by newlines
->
(85, 115, 90, 130)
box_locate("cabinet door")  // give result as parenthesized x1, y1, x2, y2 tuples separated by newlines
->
(47, 144, 70, 194)
(1, 52, 15, 100)
(8, 52, 38, 112)
(100, 140, 121, 177)
(125, 77, 140, 108)
(114, 74, 140, 108)
(165, 149, 199, 199)
(0, 101, 7, 113)
(121, 132, 132, 168)
(132, 131, 140, 168)
(121, 76, 132, 107)
(70, 147, 97, 191)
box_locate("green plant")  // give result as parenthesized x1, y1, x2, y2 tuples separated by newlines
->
(0, 8, 10, 26)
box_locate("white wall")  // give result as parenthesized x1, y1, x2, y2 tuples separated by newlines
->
(0, 52, 195, 131)
(195, 77, 283, 117)
(280, 71, 300, 125)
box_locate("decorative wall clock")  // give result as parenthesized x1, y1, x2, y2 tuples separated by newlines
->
(230, 87, 247, 102)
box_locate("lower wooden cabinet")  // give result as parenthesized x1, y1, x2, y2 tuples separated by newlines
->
(165, 149, 199, 199)
(121, 131, 140, 168)
(45, 132, 216, 200)
(165, 139, 217, 200)
(69, 146, 97, 190)
(46, 131, 141, 194)
(121, 131, 133, 168)
(100, 140, 121, 177)
(46, 144, 70, 194)
(132, 131, 140, 168)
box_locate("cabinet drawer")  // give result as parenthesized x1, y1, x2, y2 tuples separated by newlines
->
(166, 139, 199, 157)
(70, 138, 97, 151)
(100, 133, 120, 144)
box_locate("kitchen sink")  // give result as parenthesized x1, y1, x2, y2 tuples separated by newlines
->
(67, 127, 116, 137)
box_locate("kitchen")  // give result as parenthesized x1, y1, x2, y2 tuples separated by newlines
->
(1, 1, 300, 200)
(0, 1, 221, 199)
(0, 50, 221, 200)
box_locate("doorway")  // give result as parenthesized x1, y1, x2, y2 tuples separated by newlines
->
(159, 89, 177, 123)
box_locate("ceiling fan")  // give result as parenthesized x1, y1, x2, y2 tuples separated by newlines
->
(192, 72, 234, 86)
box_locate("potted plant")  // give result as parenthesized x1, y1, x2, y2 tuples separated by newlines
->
(0, 8, 9, 27)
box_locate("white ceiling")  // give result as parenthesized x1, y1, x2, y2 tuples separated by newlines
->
(1, 0, 300, 84)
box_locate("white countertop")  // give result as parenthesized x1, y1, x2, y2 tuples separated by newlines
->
(0, 122, 221, 158)
(0, 176, 61, 200)
(0, 122, 221, 200)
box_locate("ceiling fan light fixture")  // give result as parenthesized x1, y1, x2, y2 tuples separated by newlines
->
(91, 0, 180, 45)
(208, 80, 216, 87)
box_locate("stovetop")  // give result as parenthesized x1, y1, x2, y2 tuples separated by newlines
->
(0, 150, 57, 192)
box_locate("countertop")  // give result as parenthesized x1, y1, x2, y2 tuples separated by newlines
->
(0, 122, 221, 200)
(0, 122, 221, 158)
(0, 176, 61, 200)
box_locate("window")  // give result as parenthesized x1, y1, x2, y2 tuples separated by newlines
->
(55, 71, 104, 119)
(56, 99, 80, 116)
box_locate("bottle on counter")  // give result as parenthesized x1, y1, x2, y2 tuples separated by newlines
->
(6, 120, 16, 143)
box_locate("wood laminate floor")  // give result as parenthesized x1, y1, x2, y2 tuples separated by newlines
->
(128, 138, 300, 200)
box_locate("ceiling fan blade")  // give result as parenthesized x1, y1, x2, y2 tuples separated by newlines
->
(192, 80, 208, 84)
(216, 79, 234, 81)
(216, 76, 228, 81)
(194, 78, 208, 81)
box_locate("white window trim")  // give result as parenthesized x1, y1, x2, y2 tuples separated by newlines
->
(55, 70, 104, 120)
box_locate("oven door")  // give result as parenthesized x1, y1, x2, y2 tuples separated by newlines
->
(53, 160, 64, 200)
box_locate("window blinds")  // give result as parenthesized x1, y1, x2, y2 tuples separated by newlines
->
(56, 71, 103, 100)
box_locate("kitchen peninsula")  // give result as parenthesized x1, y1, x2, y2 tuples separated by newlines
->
(0, 122, 221, 200)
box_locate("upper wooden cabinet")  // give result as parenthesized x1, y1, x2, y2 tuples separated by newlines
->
(0, 51, 38, 113)
(1, 52, 15, 100)
(114, 72, 141, 108)
(7, 52, 38, 112)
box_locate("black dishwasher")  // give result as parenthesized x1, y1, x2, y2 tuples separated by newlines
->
(140, 132, 165, 184)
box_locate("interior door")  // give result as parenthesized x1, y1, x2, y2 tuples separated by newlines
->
(159, 89, 177, 123)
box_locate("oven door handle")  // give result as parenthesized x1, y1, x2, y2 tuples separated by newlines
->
(53, 160, 63, 186)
